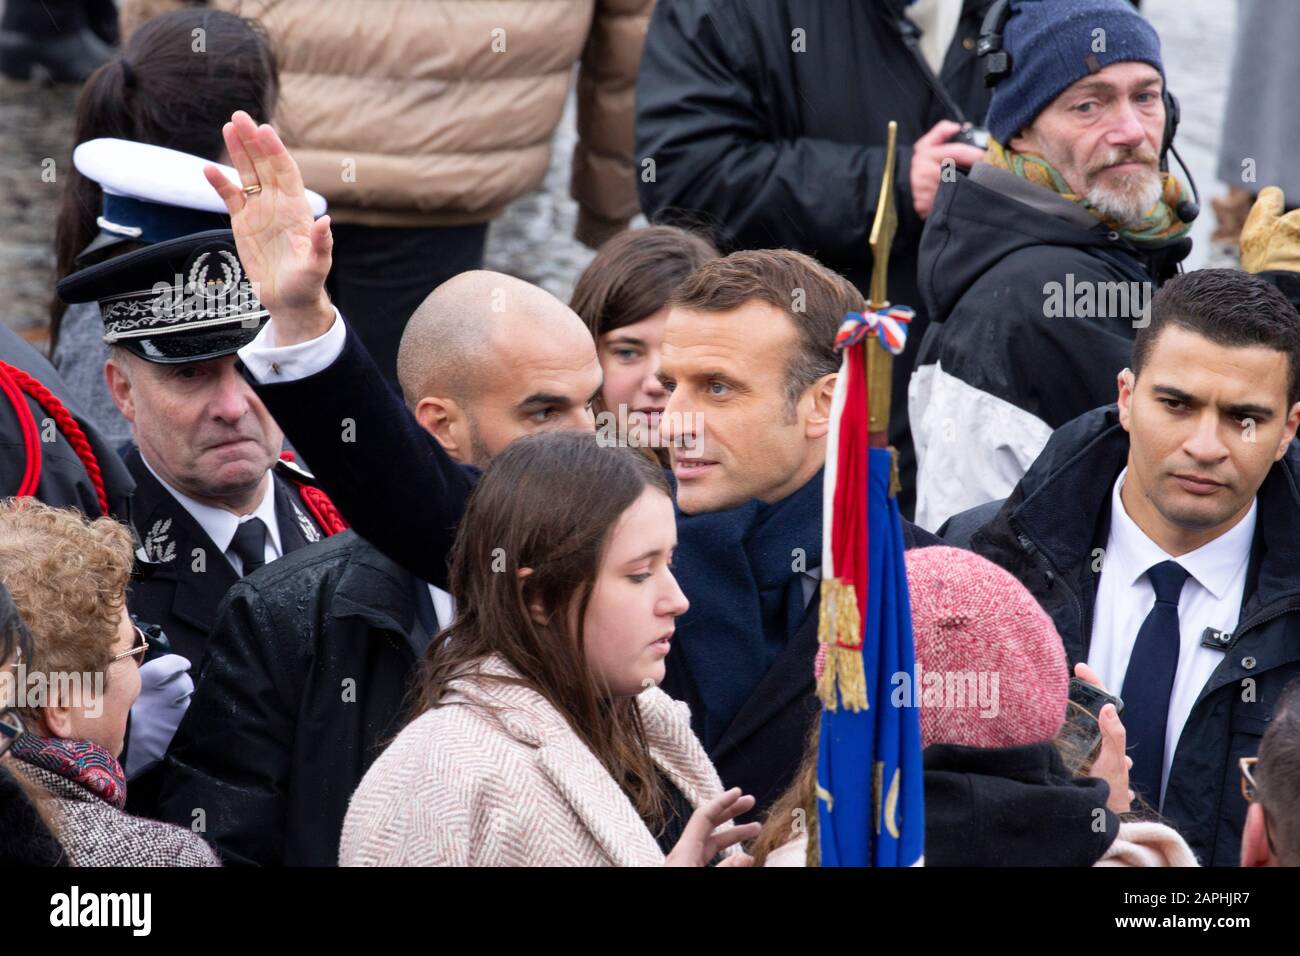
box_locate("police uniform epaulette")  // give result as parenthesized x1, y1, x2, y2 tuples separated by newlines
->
(276, 452, 348, 537)
(275, 453, 320, 486)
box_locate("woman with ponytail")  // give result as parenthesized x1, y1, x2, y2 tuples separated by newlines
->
(49, 7, 277, 446)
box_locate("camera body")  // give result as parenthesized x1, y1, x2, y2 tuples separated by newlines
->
(951, 125, 990, 150)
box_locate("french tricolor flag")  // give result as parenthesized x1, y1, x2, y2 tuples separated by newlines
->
(814, 309, 925, 867)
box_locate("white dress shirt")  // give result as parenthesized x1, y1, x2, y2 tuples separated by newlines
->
(238, 309, 454, 622)
(140, 451, 282, 575)
(238, 306, 346, 384)
(429, 588, 454, 635)
(1087, 467, 1254, 806)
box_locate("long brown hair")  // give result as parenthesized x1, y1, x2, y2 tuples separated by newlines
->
(50, 7, 278, 345)
(570, 226, 718, 466)
(415, 431, 673, 825)
(750, 716, 821, 866)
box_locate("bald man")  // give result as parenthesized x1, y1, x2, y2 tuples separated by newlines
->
(396, 271, 601, 465)
(230, 265, 607, 585)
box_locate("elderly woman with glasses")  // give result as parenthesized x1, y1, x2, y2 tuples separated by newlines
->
(0, 499, 217, 866)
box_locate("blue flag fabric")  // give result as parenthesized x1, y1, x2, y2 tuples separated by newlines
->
(817, 447, 924, 866)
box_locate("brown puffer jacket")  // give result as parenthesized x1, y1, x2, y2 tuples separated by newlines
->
(121, 0, 653, 247)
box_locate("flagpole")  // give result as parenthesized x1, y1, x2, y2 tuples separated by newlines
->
(867, 122, 900, 461)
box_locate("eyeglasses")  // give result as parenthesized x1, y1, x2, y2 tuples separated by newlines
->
(0, 707, 21, 759)
(1240, 756, 1278, 855)
(1240, 756, 1260, 802)
(1, 634, 22, 757)
(110, 625, 150, 667)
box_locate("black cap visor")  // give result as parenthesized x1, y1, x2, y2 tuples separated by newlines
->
(117, 315, 268, 364)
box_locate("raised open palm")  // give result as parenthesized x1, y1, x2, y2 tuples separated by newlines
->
(204, 111, 334, 341)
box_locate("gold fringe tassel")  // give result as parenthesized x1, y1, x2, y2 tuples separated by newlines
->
(816, 578, 868, 712)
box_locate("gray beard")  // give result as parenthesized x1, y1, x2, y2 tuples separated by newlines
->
(1087, 169, 1164, 227)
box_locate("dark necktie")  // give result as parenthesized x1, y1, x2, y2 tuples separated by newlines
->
(1119, 560, 1190, 808)
(228, 517, 269, 576)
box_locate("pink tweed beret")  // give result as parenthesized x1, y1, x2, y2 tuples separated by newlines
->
(815, 546, 1069, 748)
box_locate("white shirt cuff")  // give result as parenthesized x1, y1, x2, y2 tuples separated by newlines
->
(238, 306, 347, 383)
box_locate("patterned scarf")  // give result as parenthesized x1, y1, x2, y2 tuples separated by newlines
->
(9, 732, 128, 810)
(671, 469, 823, 751)
(984, 136, 1192, 244)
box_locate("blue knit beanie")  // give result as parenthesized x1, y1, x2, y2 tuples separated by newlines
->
(986, 0, 1165, 144)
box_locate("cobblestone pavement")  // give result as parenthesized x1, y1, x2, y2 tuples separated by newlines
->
(0, 76, 76, 342)
(0, 0, 1238, 347)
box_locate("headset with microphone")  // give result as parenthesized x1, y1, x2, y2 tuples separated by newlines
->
(976, 0, 1200, 223)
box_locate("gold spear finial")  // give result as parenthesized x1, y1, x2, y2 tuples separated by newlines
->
(866, 121, 899, 445)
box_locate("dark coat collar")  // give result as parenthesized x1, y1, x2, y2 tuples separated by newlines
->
(329, 534, 421, 639)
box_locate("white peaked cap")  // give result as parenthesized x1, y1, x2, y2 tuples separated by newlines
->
(73, 138, 328, 217)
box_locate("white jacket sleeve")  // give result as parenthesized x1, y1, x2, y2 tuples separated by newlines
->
(238, 308, 347, 384)
(909, 361, 1054, 534)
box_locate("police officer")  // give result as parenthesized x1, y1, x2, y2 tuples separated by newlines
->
(57, 227, 344, 812)
(59, 226, 344, 670)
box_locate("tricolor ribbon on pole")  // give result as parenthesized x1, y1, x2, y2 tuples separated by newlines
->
(835, 305, 914, 357)
(815, 309, 911, 713)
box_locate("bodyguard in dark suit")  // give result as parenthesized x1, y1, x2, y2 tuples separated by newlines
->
(943, 271, 1300, 865)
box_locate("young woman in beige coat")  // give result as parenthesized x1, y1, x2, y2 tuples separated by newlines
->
(340, 432, 760, 866)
